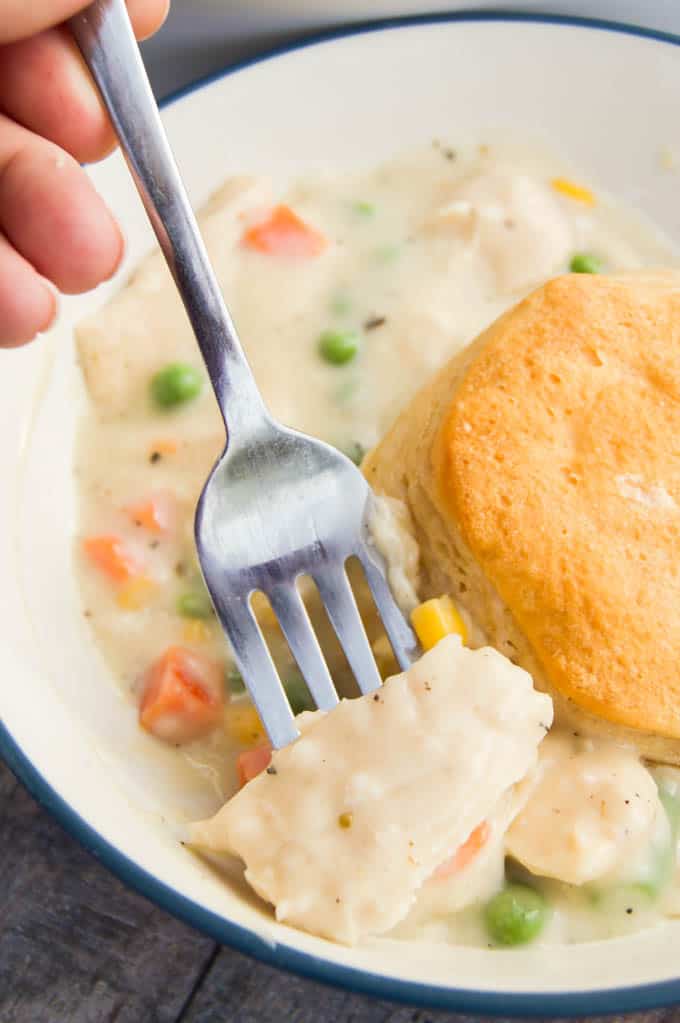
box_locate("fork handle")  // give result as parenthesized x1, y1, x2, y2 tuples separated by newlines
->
(70, 0, 269, 440)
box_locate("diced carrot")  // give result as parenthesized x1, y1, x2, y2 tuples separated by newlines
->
(237, 745, 272, 787)
(139, 646, 225, 744)
(241, 204, 327, 258)
(83, 535, 142, 584)
(125, 491, 175, 533)
(149, 438, 178, 457)
(432, 821, 491, 881)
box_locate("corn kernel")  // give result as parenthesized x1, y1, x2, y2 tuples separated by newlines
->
(116, 576, 156, 611)
(225, 702, 265, 746)
(551, 177, 596, 206)
(410, 595, 468, 651)
(181, 619, 212, 644)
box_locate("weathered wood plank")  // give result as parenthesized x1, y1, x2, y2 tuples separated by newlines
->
(0, 761, 215, 1023)
(178, 940, 677, 1023)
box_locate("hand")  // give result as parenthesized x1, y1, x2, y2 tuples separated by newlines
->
(0, 0, 169, 346)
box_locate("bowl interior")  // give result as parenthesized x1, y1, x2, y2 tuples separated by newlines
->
(3, 15, 680, 1013)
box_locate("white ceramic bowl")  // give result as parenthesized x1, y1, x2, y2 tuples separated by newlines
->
(3, 13, 680, 1015)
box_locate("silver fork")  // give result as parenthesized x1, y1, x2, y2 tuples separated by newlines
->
(71, 0, 418, 749)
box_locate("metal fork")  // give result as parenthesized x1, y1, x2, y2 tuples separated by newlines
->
(71, 0, 418, 748)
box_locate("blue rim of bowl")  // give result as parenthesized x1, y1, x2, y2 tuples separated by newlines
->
(3, 10, 680, 1016)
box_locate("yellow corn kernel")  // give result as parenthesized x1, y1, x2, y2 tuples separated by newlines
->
(372, 634, 399, 680)
(551, 177, 596, 206)
(116, 576, 156, 611)
(410, 595, 468, 651)
(181, 619, 212, 645)
(225, 702, 265, 746)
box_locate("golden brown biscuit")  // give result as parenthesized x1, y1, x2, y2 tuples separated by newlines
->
(364, 271, 680, 759)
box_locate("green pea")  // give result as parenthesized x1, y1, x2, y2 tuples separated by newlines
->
(285, 671, 315, 716)
(484, 884, 549, 946)
(634, 784, 680, 897)
(227, 667, 246, 695)
(343, 441, 366, 466)
(373, 243, 400, 265)
(176, 590, 213, 619)
(151, 363, 203, 408)
(351, 200, 376, 216)
(318, 329, 360, 366)
(569, 252, 602, 274)
(658, 783, 680, 834)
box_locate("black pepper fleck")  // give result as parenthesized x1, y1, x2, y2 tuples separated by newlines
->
(266, 765, 278, 775)
(149, 451, 162, 464)
(626, 907, 633, 915)
(364, 315, 387, 331)
(443, 147, 456, 161)
(373, 694, 380, 702)
(149, 540, 160, 550)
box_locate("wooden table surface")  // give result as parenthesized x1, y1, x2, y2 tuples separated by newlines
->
(1, 758, 677, 1023)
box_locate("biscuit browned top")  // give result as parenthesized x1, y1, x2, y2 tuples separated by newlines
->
(438, 272, 680, 737)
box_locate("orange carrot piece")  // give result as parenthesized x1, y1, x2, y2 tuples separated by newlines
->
(139, 646, 225, 744)
(83, 535, 142, 584)
(125, 491, 175, 533)
(237, 745, 272, 787)
(432, 820, 491, 881)
(149, 439, 178, 457)
(241, 204, 327, 258)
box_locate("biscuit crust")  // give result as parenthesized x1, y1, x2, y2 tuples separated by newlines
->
(365, 272, 680, 751)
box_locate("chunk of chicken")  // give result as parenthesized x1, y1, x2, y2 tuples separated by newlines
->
(190, 636, 552, 944)
(424, 167, 573, 293)
(506, 733, 663, 885)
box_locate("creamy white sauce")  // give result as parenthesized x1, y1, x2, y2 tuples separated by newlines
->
(75, 141, 680, 948)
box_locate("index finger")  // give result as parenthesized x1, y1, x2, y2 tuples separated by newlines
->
(0, 0, 163, 44)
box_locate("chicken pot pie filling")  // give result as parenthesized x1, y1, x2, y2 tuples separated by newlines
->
(76, 143, 680, 946)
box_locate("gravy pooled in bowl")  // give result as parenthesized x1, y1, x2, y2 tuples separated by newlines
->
(75, 142, 680, 947)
